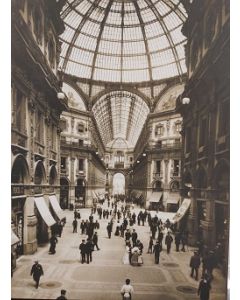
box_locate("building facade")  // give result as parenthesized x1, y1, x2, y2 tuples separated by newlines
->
(11, 0, 67, 256)
(177, 0, 229, 269)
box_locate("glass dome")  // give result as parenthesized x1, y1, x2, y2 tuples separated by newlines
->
(60, 0, 187, 83)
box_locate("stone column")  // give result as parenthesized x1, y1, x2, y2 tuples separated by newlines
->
(187, 190, 198, 246)
(69, 157, 76, 205)
(23, 196, 37, 254)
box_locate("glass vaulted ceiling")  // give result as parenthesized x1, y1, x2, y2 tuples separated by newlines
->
(59, 0, 187, 83)
(92, 91, 150, 148)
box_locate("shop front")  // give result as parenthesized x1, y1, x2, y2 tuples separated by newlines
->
(34, 196, 56, 244)
(11, 186, 25, 257)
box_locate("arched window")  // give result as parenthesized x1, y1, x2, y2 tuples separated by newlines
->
(33, 8, 43, 45)
(11, 155, 29, 184)
(48, 36, 55, 69)
(34, 161, 46, 185)
(170, 181, 180, 192)
(49, 166, 57, 185)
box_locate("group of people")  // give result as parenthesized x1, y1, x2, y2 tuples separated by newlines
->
(28, 196, 223, 300)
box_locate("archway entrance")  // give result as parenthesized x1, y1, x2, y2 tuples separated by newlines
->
(112, 173, 125, 196)
(60, 177, 69, 209)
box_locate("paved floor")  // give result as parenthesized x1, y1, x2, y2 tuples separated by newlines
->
(12, 206, 227, 300)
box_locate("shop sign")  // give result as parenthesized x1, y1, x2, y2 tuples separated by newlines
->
(12, 186, 24, 196)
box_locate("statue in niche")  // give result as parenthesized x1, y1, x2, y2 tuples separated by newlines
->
(162, 94, 176, 111)
(67, 91, 77, 108)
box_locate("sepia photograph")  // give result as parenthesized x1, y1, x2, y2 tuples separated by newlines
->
(10, 0, 230, 299)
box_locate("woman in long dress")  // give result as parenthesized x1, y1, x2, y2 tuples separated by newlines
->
(123, 243, 131, 265)
(131, 247, 140, 266)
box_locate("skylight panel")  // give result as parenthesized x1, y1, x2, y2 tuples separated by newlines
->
(123, 55, 149, 70)
(144, 22, 164, 38)
(98, 40, 122, 55)
(75, 33, 98, 51)
(81, 20, 101, 36)
(64, 10, 82, 28)
(75, 0, 93, 15)
(148, 35, 170, 52)
(123, 41, 146, 55)
(164, 12, 182, 30)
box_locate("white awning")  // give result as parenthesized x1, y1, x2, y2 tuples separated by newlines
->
(11, 230, 20, 245)
(172, 198, 191, 224)
(34, 197, 56, 227)
(49, 195, 66, 220)
(167, 194, 180, 204)
(149, 192, 162, 202)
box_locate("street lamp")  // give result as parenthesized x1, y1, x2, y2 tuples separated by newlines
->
(182, 97, 190, 105)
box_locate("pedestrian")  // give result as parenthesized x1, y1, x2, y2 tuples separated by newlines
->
(57, 221, 63, 237)
(30, 261, 44, 289)
(158, 230, 164, 245)
(85, 238, 94, 264)
(121, 278, 134, 300)
(79, 240, 86, 263)
(56, 289, 67, 300)
(147, 236, 154, 253)
(175, 232, 181, 252)
(80, 220, 85, 234)
(92, 232, 100, 250)
(125, 229, 131, 244)
(198, 274, 211, 300)
(190, 251, 201, 280)
(49, 235, 58, 254)
(181, 231, 187, 252)
(72, 218, 78, 233)
(165, 232, 173, 254)
(153, 241, 162, 264)
(131, 229, 138, 247)
(107, 222, 112, 238)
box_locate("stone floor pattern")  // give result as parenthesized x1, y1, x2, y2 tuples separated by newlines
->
(12, 208, 227, 300)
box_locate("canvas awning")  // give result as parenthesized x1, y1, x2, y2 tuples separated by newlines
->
(172, 198, 191, 224)
(167, 195, 180, 204)
(48, 195, 66, 220)
(149, 192, 162, 202)
(11, 229, 20, 245)
(34, 197, 56, 227)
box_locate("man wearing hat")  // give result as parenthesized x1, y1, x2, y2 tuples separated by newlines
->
(79, 240, 86, 263)
(30, 260, 44, 289)
(153, 241, 162, 264)
(189, 251, 201, 280)
(56, 289, 67, 300)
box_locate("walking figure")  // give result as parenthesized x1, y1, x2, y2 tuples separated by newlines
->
(198, 274, 211, 300)
(30, 261, 44, 289)
(165, 232, 173, 254)
(49, 235, 58, 254)
(56, 289, 67, 299)
(79, 240, 86, 263)
(121, 278, 134, 300)
(190, 251, 201, 280)
(72, 218, 78, 233)
(153, 241, 162, 264)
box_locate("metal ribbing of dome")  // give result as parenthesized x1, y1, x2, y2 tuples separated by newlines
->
(59, 0, 187, 84)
